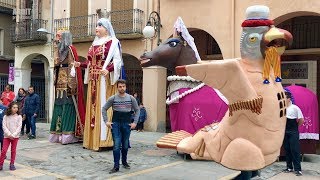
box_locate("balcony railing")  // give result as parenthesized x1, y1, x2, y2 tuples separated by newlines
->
(0, 0, 16, 9)
(278, 22, 320, 50)
(10, 19, 48, 46)
(54, 8, 145, 42)
(54, 14, 99, 42)
(110, 8, 144, 38)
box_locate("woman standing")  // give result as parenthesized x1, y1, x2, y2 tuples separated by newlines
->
(14, 88, 27, 136)
(1, 85, 15, 106)
(75, 18, 125, 151)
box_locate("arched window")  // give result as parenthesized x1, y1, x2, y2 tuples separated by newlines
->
(277, 16, 320, 49)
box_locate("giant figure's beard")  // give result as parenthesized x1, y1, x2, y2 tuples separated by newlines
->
(57, 41, 69, 62)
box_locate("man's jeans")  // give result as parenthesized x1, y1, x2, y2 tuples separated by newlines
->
(283, 131, 301, 171)
(111, 121, 131, 169)
(21, 117, 31, 134)
(26, 114, 37, 136)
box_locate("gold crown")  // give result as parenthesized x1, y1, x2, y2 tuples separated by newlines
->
(57, 27, 69, 31)
(97, 8, 109, 18)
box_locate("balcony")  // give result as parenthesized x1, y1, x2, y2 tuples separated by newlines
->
(10, 19, 48, 46)
(110, 8, 145, 39)
(0, 0, 15, 15)
(54, 8, 145, 43)
(0, 0, 15, 9)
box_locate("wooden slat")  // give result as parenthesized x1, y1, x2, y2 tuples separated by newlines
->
(70, 0, 88, 17)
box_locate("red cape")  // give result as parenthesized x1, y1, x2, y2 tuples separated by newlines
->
(70, 45, 86, 138)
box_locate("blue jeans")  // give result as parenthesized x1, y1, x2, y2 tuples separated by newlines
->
(111, 121, 131, 168)
(27, 115, 37, 136)
(21, 117, 30, 134)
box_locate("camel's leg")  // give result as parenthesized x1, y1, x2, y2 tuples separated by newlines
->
(177, 130, 207, 154)
(190, 149, 213, 160)
(221, 138, 265, 171)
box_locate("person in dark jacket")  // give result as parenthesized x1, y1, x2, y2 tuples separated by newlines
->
(22, 86, 40, 139)
(0, 100, 7, 151)
(133, 93, 140, 106)
(14, 88, 27, 136)
(137, 103, 147, 132)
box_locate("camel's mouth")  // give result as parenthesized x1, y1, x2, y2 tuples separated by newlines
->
(266, 39, 288, 55)
(266, 38, 289, 48)
(264, 27, 293, 55)
(140, 57, 151, 66)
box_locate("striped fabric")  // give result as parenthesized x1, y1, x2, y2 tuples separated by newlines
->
(102, 93, 140, 123)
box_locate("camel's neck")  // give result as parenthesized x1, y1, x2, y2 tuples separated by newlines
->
(175, 47, 198, 67)
(240, 58, 264, 73)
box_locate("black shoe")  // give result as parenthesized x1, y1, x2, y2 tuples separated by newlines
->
(296, 171, 302, 176)
(109, 168, 119, 174)
(283, 168, 293, 173)
(28, 135, 36, 140)
(123, 163, 131, 169)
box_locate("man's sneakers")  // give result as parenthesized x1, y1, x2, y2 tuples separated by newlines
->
(283, 168, 293, 173)
(109, 163, 131, 174)
(109, 167, 119, 174)
(28, 135, 36, 140)
(284, 169, 302, 176)
(123, 163, 131, 169)
(296, 171, 303, 176)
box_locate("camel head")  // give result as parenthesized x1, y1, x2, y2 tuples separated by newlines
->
(140, 35, 198, 73)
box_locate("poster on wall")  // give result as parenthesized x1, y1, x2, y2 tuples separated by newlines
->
(281, 63, 308, 79)
(8, 63, 14, 85)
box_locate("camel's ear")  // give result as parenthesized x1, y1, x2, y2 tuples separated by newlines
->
(173, 30, 184, 39)
(173, 30, 179, 38)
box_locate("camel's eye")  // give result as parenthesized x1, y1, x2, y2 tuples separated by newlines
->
(169, 41, 178, 47)
(249, 37, 257, 42)
(247, 33, 260, 44)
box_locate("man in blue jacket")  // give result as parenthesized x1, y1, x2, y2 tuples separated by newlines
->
(137, 103, 147, 132)
(22, 86, 40, 139)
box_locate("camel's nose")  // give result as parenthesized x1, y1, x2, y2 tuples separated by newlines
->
(140, 52, 147, 58)
(176, 65, 187, 76)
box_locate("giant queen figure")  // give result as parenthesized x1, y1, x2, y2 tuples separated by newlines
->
(75, 15, 125, 151)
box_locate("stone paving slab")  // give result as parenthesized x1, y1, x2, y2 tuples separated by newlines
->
(269, 172, 320, 180)
(1, 123, 319, 179)
(112, 160, 237, 180)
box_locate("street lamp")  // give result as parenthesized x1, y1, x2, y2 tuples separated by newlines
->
(37, 28, 51, 34)
(36, 27, 53, 54)
(143, 11, 162, 46)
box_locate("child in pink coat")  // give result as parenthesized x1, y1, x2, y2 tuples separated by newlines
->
(0, 102, 22, 171)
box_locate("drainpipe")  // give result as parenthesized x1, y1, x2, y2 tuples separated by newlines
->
(50, 0, 54, 43)
(231, 0, 235, 58)
(157, 0, 160, 15)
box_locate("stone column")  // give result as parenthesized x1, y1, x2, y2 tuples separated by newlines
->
(142, 66, 167, 132)
(14, 68, 32, 94)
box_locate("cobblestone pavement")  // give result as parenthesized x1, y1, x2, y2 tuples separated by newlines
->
(0, 123, 319, 180)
